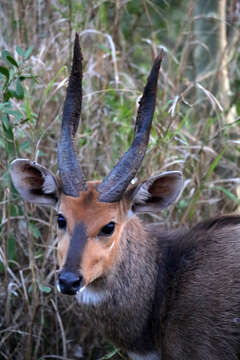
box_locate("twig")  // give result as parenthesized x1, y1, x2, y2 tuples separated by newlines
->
(50, 299, 67, 359)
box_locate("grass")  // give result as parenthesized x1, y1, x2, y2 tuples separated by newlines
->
(1, 0, 240, 359)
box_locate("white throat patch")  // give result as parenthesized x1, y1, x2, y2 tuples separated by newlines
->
(76, 286, 108, 306)
(128, 352, 160, 360)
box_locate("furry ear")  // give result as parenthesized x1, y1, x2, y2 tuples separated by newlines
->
(130, 171, 183, 214)
(10, 159, 60, 206)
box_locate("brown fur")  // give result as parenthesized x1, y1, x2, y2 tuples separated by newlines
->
(57, 181, 240, 359)
(58, 181, 130, 286)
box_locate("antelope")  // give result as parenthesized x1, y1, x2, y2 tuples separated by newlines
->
(10, 34, 240, 360)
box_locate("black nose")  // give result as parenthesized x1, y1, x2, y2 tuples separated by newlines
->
(58, 271, 82, 295)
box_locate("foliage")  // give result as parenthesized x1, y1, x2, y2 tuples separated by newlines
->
(0, 0, 240, 359)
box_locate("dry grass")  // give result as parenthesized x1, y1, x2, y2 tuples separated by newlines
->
(1, 0, 240, 359)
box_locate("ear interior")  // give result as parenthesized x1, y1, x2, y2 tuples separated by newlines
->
(132, 171, 183, 213)
(10, 159, 59, 206)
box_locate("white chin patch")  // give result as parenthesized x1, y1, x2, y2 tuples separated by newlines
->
(78, 285, 87, 293)
(76, 286, 107, 306)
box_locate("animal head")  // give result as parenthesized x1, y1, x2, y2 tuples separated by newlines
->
(10, 34, 183, 295)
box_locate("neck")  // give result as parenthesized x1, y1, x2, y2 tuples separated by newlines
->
(76, 216, 161, 353)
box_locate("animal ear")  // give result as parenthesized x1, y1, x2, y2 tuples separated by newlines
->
(10, 159, 60, 207)
(130, 171, 183, 214)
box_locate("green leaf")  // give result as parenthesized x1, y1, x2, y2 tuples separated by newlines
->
(0, 66, 10, 89)
(203, 149, 225, 180)
(2, 51, 19, 68)
(214, 186, 240, 205)
(29, 222, 41, 239)
(99, 348, 120, 360)
(0, 137, 5, 149)
(2, 50, 12, 63)
(0, 102, 11, 110)
(24, 45, 33, 59)
(19, 74, 36, 81)
(7, 55, 19, 68)
(4, 89, 18, 101)
(2, 111, 9, 125)
(4, 109, 24, 121)
(2, 170, 10, 188)
(16, 45, 25, 57)
(2, 113, 14, 155)
(23, 95, 34, 121)
(0, 66, 9, 79)
(16, 79, 24, 99)
(38, 283, 51, 294)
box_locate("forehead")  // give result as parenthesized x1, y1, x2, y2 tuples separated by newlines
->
(59, 181, 120, 232)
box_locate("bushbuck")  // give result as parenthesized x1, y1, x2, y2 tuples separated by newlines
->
(10, 34, 240, 360)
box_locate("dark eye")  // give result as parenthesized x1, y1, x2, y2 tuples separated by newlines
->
(57, 214, 67, 229)
(98, 222, 115, 237)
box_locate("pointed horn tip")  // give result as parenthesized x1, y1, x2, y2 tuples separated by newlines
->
(154, 49, 165, 68)
(158, 48, 165, 60)
(74, 32, 80, 45)
(73, 33, 82, 60)
(70, 34, 83, 78)
(142, 51, 163, 93)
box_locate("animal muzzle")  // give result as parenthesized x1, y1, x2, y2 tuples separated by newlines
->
(58, 270, 83, 295)
(57, 222, 87, 295)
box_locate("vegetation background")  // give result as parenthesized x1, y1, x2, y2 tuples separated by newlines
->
(0, 0, 240, 359)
